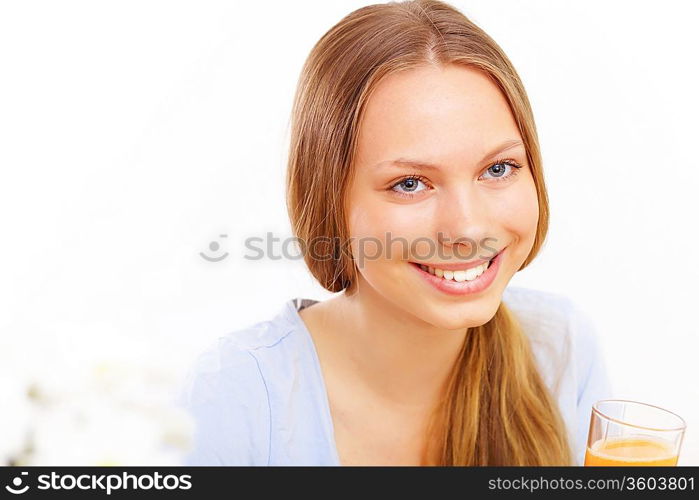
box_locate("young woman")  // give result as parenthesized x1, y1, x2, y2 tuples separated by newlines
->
(179, 0, 613, 466)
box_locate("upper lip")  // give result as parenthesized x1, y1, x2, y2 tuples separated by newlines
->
(411, 248, 504, 271)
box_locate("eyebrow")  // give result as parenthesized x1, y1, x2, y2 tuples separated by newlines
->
(374, 139, 525, 170)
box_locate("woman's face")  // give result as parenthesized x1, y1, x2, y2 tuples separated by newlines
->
(346, 64, 539, 330)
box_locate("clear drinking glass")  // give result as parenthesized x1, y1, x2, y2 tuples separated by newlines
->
(584, 399, 686, 466)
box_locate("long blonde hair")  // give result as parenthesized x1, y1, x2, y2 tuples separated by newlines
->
(286, 0, 572, 465)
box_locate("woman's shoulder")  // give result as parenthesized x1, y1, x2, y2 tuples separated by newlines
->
(177, 298, 319, 465)
(502, 285, 598, 346)
(502, 285, 609, 394)
(502, 285, 579, 332)
(181, 297, 316, 392)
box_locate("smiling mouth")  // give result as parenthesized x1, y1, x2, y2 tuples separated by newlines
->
(409, 248, 504, 282)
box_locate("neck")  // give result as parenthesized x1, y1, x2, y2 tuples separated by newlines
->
(326, 280, 468, 411)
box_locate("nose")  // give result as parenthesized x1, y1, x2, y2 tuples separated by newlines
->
(437, 187, 492, 260)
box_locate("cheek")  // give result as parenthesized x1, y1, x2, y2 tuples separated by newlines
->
(348, 196, 430, 265)
(348, 207, 401, 270)
(497, 175, 540, 249)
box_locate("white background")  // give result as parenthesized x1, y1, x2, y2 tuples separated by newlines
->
(1, 0, 697, 465)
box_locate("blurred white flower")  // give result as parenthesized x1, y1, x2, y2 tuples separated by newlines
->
(2, 319, 194, 466)
(0, 375, 33, 465)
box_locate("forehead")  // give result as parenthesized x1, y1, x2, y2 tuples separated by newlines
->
(356, 64, 521, 166)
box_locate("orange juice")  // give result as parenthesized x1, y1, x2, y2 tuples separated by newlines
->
(585, 436, 678, 466)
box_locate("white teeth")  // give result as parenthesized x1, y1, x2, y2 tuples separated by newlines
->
(465, 267, 480, 280)
(420, 261, 490, 282)
(453, 270, 467, 282)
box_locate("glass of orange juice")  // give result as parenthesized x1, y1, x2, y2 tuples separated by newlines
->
(584, 399, 686, 466)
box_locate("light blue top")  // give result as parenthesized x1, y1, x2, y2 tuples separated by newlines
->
(176, 286, 613, 466)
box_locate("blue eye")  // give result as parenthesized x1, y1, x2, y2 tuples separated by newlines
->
(390, 175, 429, 197)
(480, 159, 523, 181)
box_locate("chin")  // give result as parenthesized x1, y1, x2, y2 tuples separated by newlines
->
(414, 297, 501, 331)
(437, 308, 498, 330)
